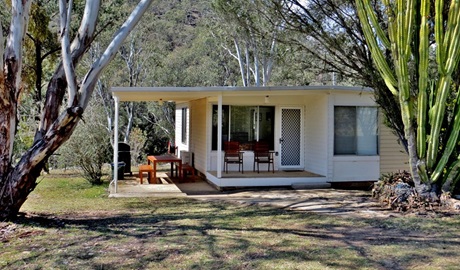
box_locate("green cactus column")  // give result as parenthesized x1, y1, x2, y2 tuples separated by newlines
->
(356, 0, 460, 194)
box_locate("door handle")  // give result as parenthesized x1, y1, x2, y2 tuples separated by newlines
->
(279, 138, 284, 143)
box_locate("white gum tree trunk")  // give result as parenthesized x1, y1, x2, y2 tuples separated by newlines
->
(0, 0, 152, 220)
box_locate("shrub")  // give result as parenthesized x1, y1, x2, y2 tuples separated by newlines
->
(129, 127, 147, 166)
(57, 102, 111, 185)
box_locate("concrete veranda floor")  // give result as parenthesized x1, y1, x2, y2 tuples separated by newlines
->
(109, 170, 221, 197)
(108, 169, 399, 218)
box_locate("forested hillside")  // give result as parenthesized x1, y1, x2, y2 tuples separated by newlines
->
(3, 0, 373, 184)
(104, 0, 348, 89)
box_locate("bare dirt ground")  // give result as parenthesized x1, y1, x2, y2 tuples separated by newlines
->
(119, 173, 460, 219)
(191, 187, 460, 218)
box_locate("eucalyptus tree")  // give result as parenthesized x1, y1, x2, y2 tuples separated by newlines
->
(356, 0, 460, 197)
(212, 0, 286, 86)
(58, 97, 112, 185)
(8, 0, 60, 164)
(87, 18, 160, 148)
(24, 0, 60, 116)
(118, 34, 153, 143)
(0, 0, 152, 220)
(271, 0, 406, 150)
(132, 0, 236, 153)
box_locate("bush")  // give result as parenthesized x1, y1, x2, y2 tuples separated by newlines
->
(57, 102, 111, 185)
(129, 127, 147, 166)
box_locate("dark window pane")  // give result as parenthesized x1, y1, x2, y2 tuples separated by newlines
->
(334, 106, 356, 155)
(212, 105, 229, 150)
(356, 107, 378, 155)
(334, 106, 379, 155)
(181, 108, 187, 144)
(230, 106, 257, 150)
(212, 105, 275, 150)
(259, 106, 275, 150)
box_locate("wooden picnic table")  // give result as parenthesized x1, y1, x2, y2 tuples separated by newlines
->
(147, 155, 182, 182)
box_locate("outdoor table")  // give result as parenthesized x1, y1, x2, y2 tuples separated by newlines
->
(147, 155, 182, 182)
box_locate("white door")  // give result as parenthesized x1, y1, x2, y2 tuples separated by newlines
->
(279, 108, 303, 170)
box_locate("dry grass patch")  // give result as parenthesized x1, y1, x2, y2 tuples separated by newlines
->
(1, 172, 460, 269)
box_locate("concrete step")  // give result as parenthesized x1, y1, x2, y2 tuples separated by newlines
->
(109, 192, 187, 198)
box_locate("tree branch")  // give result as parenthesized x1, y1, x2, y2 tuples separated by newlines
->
(5, 0, 32, 99)
(0, 19, 3, 80)
(59, 0, 78, 106)
(79, 0, 153, 109)
(37, 0, 102, 140)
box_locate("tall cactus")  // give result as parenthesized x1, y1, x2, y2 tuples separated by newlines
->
(356, 0, 460, 194)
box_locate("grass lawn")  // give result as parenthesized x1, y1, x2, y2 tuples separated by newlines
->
(1, 171, 460, 269)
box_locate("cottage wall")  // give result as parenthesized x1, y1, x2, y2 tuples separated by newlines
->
(304, 95, 328, 176)
(379, 119, 409, 174)
(178, 91, 408, 185)
(189, 98, 207, 174)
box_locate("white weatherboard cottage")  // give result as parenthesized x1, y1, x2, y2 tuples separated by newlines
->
(111, 86, 408, 191)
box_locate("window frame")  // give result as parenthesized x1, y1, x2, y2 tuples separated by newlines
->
(181, 107, 187, 144)
(212, 105, 275, 151)
(333, 106, 379, 156)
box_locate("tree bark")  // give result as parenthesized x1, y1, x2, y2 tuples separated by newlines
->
(0, 0, 32, 178)
(124, 103, 134, 143)
(1, 107, 82, 219)
(234, 37, 247, 87)
(0, 0, 153, 221)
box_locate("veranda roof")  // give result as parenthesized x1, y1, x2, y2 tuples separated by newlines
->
(110, 85, 373, 102)
(109, 85, 373, 193)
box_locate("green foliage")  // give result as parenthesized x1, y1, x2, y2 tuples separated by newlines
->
(270, 0, 406, 150)
(22, 1, 60, 120)
(13, 91, 41, 164)
(13, 118, 36, 164)
(99, 0, 234, 156)
(139, 101, 175, 155)
(129, 127, 147, 165)
(0, 0, 11, 31)
(158, 30, 234, 86)
(356, 0, 460, 194)
(268, 0, 369, 85)
(211, 0, 286, 86)
(57, 101, 111, 185)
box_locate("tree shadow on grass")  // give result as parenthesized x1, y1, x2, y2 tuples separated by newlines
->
(5, 200, 460, 270)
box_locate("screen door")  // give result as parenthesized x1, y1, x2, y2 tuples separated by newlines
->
(280, 108, 302, 168)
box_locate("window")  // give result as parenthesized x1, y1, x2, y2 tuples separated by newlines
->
(334, 106, 378, 155)
(181, 107, 187, 144)
(212, 105, 275, 150)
